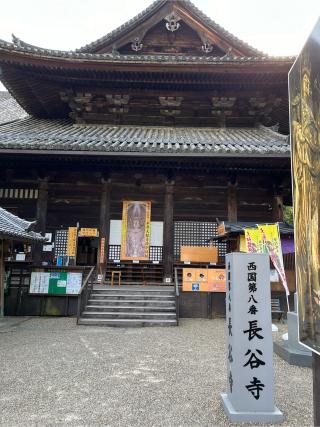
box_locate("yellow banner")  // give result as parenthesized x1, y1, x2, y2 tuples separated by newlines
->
(99, 237, 106, 264)
(244, 228, 261, 253)
(259, 224, 289, 296)
(79, 228, 98, 237)
(66, 227, 77, 257)
(120, 201, 151, 260)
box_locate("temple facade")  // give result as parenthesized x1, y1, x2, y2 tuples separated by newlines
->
(0, 0, 294, 318)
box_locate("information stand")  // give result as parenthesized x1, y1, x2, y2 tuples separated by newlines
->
(29, 271, 82, 295)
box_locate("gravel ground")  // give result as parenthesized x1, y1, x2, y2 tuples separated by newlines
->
(0, 317, 313, 426)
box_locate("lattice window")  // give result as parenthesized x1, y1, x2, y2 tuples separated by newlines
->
(108, 245, 121, 260)
(149, 246, 162, 261)
(54, 230, 68, 257)
(173, 221, 226, 261)
(108, 245, 162, 261)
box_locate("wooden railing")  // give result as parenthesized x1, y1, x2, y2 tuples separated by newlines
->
(76, 266, 95, 324)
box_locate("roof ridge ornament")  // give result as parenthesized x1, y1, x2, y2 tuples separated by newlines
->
(221, 47, 235, 60)
(202, 40, 213, 54)
(165, 12, 181, 32)
(131, 37, 143, 52)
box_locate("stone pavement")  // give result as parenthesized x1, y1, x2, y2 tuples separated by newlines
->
(0, 317, 313, 426)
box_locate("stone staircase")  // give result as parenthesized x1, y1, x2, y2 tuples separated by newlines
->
(78, 286, 177, 327)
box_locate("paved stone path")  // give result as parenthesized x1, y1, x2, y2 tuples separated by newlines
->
(0, 317, 313, 426)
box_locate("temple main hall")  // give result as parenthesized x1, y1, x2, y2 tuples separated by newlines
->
(0, 0, 294, 321)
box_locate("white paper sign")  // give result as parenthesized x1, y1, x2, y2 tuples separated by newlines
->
(30, 272, 50, 294)
(45, 233, 52, 243)
(66, 272, 82, 295)
(30, 272, 41, 293)
(221, 253, 282, 422)
(16, 253, 25, 261)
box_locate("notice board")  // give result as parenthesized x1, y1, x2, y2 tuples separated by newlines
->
(29, 272, 82, 295)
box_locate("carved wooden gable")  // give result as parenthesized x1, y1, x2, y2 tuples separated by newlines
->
(118, 18, 226, 56)
(80, 0, 262, 57)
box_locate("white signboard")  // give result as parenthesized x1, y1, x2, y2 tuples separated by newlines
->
(109, 220, 163, 246)
(221, 253, 283, 423)
(29, 272, 50, 294)
(66, 273, 82, 295)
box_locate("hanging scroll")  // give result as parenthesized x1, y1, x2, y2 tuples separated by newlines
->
(120, 201, 151, 260)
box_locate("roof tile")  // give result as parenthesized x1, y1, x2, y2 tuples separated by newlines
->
(0, 117, 289, 157)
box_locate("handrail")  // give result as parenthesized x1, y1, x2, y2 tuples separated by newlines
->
(78, 266, 95, 295)
(174, 267, 180, 325)
(77, 266, 95, 324)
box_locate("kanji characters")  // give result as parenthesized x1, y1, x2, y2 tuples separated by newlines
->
(243, 320, 264, 341)
(245, 377, 265, 400)
(243, 349, 266, 369)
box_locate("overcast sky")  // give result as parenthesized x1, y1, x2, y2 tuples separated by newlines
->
(1, 0, 320, 90)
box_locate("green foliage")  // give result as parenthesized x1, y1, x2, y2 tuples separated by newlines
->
(283, 205, 293, 225)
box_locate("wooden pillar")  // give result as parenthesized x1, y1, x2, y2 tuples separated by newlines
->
(272, 194, 284, 222)
(227, 180, 238, 222)
(313, 353, 320, 426)
(34, 178, 48, 265)
(163, 181, 174, 282)
(97, 180, 111, 281)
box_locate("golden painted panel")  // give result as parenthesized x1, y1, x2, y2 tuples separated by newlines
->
(289, 19, 320, 354)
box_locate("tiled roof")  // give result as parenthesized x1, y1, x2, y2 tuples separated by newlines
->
(221, 221, 294, 235)
(0, 117, 289, 157)
(0, 207, 46, 241)
(0, 38, 294, 64)
(0, 91, 28, 124)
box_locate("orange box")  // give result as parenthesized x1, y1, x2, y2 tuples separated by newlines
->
(180, 246, 218, 263)
(182, 268, 226, 292)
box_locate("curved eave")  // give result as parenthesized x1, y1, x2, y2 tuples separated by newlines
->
(0, 148, 290, 158)
(0, 42, 294, 73)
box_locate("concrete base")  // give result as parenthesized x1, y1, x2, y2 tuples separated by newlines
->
(220, 393, 284, 423)
(274, 340, 312, 368)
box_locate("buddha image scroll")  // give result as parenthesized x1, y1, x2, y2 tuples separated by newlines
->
(121, 201, 151, 260)
(289, 19, 320, 355)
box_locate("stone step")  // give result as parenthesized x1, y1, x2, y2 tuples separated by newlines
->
(78, 318, 177, 327)
(89, 294, 175, 300)
(81, 311, 177, 319)
(87, 299, 175, 306)
(91, 290, 175, 296)
(85, 305, 176, 312)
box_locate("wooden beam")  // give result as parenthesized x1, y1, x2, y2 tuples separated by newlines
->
(227, 180, 237, 222)
(97, 180, 111, 281)
(163, 180, 174, 281)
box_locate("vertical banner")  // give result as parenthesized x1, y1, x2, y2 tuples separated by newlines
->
(221, 253, 283, 423)
(99, 237, 106, 264)
(290, 18, 320, 356)
(259, 224, 289, 296)
(120, 201, 151, 260)
(66, 227, 77, 257)
(244, 229, 261, 253)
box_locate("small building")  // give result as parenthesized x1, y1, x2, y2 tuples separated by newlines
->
(0, 207, 45, 316)
(0, 0, 294, 318)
